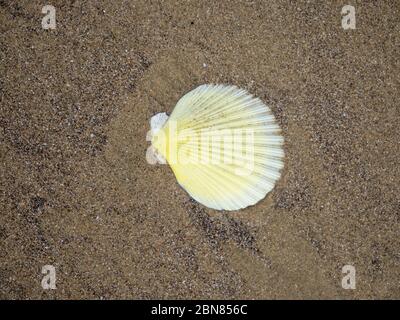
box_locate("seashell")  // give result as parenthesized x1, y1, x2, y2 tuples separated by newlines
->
(149, 84, 284, 211)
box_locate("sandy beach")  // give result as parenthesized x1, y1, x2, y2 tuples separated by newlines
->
(0, 0, 399, 299)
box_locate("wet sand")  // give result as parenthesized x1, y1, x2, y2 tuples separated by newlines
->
(0, 0, 399, 299)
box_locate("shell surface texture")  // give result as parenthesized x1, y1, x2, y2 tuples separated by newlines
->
(150, 84, 284, 211)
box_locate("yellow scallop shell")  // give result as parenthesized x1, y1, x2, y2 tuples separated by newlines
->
(151, 84, 284, 211)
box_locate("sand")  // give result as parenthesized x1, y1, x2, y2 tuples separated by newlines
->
(0, 0, 399, 299)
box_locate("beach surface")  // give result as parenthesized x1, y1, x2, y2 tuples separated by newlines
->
(1, 0, 399, 299)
